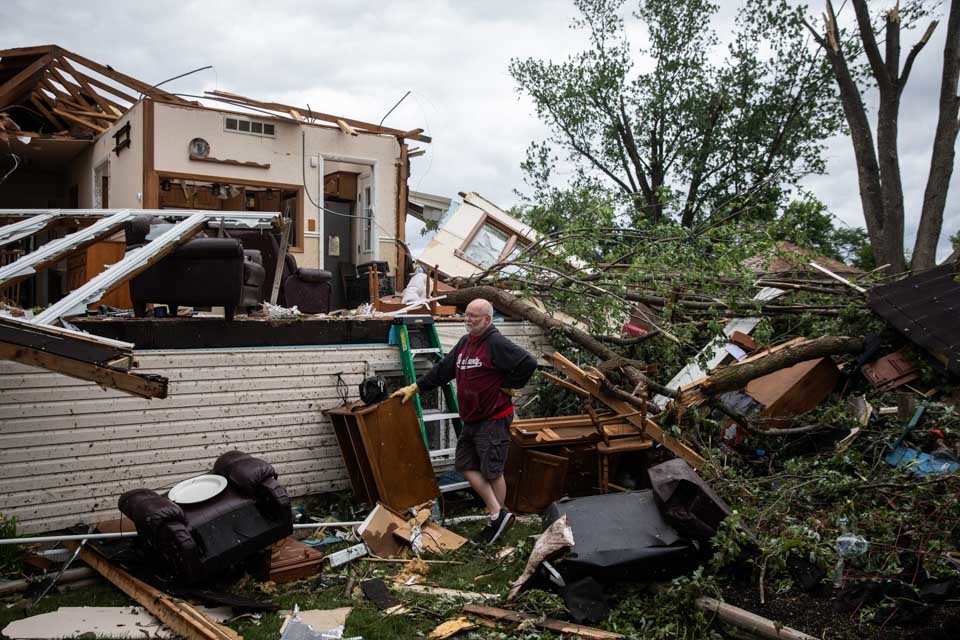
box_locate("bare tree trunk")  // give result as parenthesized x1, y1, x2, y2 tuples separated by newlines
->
(444, 285, 657, 390)
(700, 335, 864, 396)
(913, 0, 960, 269)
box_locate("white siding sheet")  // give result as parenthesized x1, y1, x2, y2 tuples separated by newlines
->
(0, 322, 549, 534)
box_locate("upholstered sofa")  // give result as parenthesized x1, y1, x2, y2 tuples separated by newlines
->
(124, 216, 265, 321)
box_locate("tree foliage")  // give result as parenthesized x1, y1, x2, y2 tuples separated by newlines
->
(510, 0, 843, 228)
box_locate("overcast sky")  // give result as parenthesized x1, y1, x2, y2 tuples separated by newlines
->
(4, 0, 956, 260)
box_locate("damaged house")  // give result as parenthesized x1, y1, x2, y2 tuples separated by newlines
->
(0, 45, 552, 535)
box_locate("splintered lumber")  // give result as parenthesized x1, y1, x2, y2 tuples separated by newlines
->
(463, 604, 623, 639)
(0, 316, 168, 399)
(698, 336, 863, 397)
(545, 352, 708, 471)
(696, 597, 820, 640)
(78, 547, 240, 640)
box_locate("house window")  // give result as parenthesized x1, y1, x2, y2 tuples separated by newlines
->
(456, 216, 525, 269)
(362, 186, 374, 252)
(224, 116, 276, 138)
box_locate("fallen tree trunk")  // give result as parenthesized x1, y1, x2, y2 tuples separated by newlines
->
(701, 336, 864, 396)
(444, 285, 668, 393)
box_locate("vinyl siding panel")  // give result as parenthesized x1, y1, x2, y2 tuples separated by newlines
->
(0, 322, 549, 534)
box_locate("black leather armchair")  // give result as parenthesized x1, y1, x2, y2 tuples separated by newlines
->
(124, 216, 265, 321)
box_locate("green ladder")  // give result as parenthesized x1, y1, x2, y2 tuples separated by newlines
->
(390, 316, 462, 445)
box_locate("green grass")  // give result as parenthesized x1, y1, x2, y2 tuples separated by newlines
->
(0, 516, 566, 640)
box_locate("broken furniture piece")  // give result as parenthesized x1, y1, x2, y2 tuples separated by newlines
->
(543, 352, 708, 471)
(325, 397, 440, 512)
(119, 450, 292, 584)
(861, 348, 920, 391)
(251, 537, 324, 584)
(357, 502, 466, 558)
(648, 459, 731, 539)
(0, 314, 167, 398)
(504, 413, 653, 513)
(124, 215, 265, 321)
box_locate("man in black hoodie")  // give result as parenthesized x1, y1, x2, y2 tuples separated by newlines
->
(392, 298, 537, 544)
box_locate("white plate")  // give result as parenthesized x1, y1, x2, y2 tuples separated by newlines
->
(168, 474, 228, 504)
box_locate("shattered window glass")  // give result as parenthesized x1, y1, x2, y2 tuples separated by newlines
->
(464, 223, 510, 268)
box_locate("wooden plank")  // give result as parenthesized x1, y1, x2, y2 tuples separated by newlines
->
(0, 53, 52, 106)
(336, 118, 359, 136)
(0, 45, 55, 58)
(68, 68, 138, 105)
(545, 352, 709, 472)
(6, 369, 364, 404)
(28, 92, 65, 129)
(0, 343, 166, 399)
(2, 447, 340, 496)
(206, 90, 432, 143)
(0, 432, 342, 482)
(78, 546, 240, 640)
(61, 50, 189, 104)
(0, 411, 333, 450)
(53, 56, 116, 115)
(52, 107, 107, 132)
(47, 65, 97, 110)
(463, 604, 623, 639)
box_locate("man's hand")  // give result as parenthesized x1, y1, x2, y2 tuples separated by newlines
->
(391, 383, 419, 403)
(500, 387, 517, 397)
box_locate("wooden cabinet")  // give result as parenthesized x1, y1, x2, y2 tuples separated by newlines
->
(324, 171, 358, 201)
(66, 240, 132, 310)
(325, 397, 440, 512)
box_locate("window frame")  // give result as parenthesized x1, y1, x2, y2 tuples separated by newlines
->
(455, 213, 525, 270)
(224, 116, 277, 138)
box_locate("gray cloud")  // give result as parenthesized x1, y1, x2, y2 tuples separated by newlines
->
(3, 0, 956, 260)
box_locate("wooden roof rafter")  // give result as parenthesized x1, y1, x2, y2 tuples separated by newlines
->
(204, 89, 433, 143)
(0, 44, 195, 137)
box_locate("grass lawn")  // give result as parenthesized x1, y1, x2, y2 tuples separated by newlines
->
(0, 516, 590, 640)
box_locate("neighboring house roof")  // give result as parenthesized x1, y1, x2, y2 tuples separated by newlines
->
(743, 241, 863, 277)
(0, 45, 430, 143)
(867, 262, 960, 376)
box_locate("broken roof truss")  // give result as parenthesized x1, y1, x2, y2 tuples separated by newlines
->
(0, 45, 192, 137)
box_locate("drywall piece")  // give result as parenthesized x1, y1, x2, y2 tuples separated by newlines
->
(2, 606, 173, 639)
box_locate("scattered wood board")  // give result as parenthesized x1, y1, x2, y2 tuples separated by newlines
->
(544, 352, 708, 471)
(463, 604, 624, 639)
(77, 546, 240, 640)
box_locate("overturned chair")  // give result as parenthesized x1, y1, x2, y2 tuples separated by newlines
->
(124, 216, 265, 321)
(118, 450, 293, 584)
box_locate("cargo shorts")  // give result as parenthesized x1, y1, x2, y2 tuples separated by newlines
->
(454, 414, 513, 481)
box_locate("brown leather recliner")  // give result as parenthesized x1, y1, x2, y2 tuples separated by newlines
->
(228, 229, 332, 313)
(118, 451, 292, 585)
(124, 216, 265, 321)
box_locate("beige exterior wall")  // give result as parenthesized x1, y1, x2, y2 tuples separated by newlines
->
(152, 103, 401, 275)
(66, 101, 144, 209)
